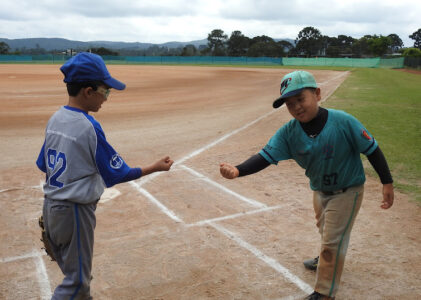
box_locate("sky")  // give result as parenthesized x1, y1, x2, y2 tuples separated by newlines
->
(1, 0, 420, 47)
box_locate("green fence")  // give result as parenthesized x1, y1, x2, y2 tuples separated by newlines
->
(404, 56, 421, 68)
(0, 54, 405, 68)
(283, 57, 404, 68)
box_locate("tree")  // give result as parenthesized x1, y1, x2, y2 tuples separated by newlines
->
(207, 29, 228, 56)
(352, 35, 372, 57)
(0, 42, 10, 54)
(295, 26, 323, 57)
(247, 35, 284, 57)
(367, 35, 392, 57)
(402, 47, 421, 57)
(181, 44, 197, 56)
(227, 31, 249, 56)
(409, 28, 421, 49)
(90, 47, 119, 56)
(325, 35, 355, 57)
(278, 40, 294, 53)
(387, 34, 403, 52)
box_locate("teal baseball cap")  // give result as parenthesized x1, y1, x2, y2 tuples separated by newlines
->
(273, 70, 317, 108)
(60, 52, 126, 90)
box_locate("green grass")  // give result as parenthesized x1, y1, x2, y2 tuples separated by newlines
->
(325, 68, 421, 203)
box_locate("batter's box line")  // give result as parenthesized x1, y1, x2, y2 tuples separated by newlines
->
(179, 164, 267, 209)
(129, 181, 183, 223)
(209, 222, 313, 295)
(186, 204, 285, 227)
(0, 249, 52, 300)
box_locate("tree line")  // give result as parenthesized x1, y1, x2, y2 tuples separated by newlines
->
(1, 27, 421, 57)
(201, 27, 421, 58)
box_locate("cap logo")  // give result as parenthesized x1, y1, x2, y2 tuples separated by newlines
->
(280, 77, 292, 95)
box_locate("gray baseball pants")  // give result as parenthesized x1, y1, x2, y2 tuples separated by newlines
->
(43, 198, 97, 300)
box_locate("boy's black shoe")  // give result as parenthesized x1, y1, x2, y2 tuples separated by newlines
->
(304, 291, 335, 300)
(303, 256, 319, 270)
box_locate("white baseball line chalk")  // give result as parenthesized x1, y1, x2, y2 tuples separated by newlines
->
(209, 222, 314, 294)
(179, 164, 267, 208)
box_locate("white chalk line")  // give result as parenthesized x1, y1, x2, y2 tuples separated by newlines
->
(34, 250, 53, 300)
(179, 164, 267, 208)
(0, 249, 52, 299)
(186, 204, 284, 227)
(209, 222, 314, 295)
(318, 71, 349, 102)
(129, 181, 183, 223)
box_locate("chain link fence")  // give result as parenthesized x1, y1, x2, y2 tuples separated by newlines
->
(0, 54, 407, 68)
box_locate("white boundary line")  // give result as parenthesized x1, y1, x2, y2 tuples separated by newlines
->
(186, 204, 284, 227)
(129, 181, 183, 223)
(209, 222, 313, 294)
(0, 249, 41, 263)
(179, 165, 267, 208)
(34, 250, 53, 300)
(0, 249, 52, 299)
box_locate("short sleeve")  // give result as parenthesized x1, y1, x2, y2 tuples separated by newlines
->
(345, 113, 378, 155)
(94, 127, 131, 187)
(259, 125, 292, 164)
(36, 140, 47, 173)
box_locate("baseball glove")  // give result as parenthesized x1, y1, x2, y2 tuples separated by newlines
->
(38, 215, 56, 261)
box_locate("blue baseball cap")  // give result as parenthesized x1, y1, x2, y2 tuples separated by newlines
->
(60, 52, 126, 90)
(272, 70, 317, 108)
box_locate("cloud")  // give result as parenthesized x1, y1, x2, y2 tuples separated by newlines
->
(0, 0, 419, 46)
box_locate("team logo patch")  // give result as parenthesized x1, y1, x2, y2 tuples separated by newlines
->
(361, 130, 372, 141)
(110, 153, 124, 169)
(280, 77, 292, 95)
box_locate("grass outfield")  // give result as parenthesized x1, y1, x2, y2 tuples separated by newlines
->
(325, 68, 421, 204)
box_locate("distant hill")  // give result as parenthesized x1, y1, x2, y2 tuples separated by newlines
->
(0, 37, 295, 52)
(0, 37, 208, 52)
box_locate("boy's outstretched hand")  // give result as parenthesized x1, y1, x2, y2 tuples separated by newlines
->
(154, 156, 174, 171)
(220, 163, 239, 179)
(381, 183, 394, 209)
(142, 156, 174, 176)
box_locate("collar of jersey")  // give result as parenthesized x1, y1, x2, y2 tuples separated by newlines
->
(64, 105, 88, 114)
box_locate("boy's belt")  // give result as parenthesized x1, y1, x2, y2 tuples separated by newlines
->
(320, 188, 348, 196)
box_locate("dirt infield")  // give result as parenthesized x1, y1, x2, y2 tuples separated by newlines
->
(0, 65, 420, 300)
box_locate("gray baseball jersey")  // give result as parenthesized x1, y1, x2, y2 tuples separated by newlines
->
(36, 106, 132, 204)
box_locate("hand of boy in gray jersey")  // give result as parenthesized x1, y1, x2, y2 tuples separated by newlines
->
(142, 156, 174, 176)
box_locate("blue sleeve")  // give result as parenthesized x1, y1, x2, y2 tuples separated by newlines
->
(259, 124, 292, 165)
(94, 127, 132, 188)
(345, 113, 378, 155)
(36, 140, 47, 173)
(121, 168, 142, 182)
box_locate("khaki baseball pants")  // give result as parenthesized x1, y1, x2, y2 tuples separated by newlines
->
(313, 184, 364, 298)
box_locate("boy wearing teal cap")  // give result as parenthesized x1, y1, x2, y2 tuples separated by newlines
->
(220, 70, 394, 299)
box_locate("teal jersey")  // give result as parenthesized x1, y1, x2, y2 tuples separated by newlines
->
(259, 109, 378, 191)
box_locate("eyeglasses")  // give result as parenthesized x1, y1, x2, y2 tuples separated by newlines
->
(96, 87, 111, 99)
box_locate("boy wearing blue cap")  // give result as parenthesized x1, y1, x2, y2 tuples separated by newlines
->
(220, 70, 394, 299)
(36, 52, 173, 299)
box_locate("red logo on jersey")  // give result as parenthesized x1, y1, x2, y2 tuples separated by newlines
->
(361, 130, 372, 140)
